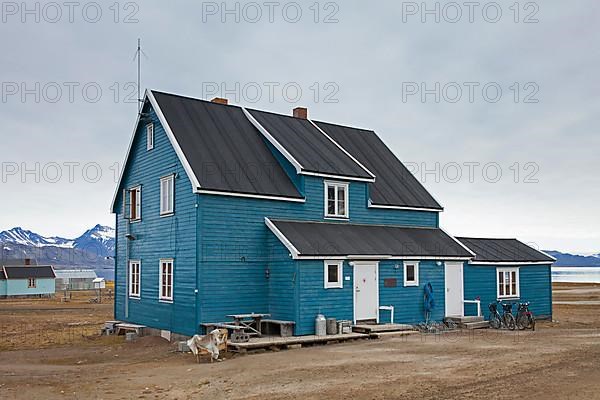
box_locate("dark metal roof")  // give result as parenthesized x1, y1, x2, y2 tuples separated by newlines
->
(3, 266, 56, 279)
(269, 219, 472, 258)
(151, 91, 302, 199)
(455, 237, 555, 263)
(1, 259, 37, 266)
(0, 269, 5, 280)
(314, 121, 443, 210)
(247, 109, 374, 180)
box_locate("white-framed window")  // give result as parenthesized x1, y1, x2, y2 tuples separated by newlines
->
(324, 260, 343, 289)
(27, 278, 36, 288)
(129, 186, 141, 221)
(497, 267, 520, 299)
(159, 259, 174, 301)
(324, 181, 349, 219)
(403, 261, 419, 287)
(160, 175, 175, 215)
(129, 260, 141, 298)
(146, 123, 154, 150)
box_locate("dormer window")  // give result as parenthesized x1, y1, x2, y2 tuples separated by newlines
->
(146, 123, 154, 150)
(324, 181, 348, 219)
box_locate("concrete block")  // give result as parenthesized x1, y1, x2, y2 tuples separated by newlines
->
(125, 332, 137, 342)
(178, 341, 191, 352)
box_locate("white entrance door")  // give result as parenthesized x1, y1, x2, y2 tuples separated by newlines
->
(353, 262, 379, 322)
(445, 262, 464, 317)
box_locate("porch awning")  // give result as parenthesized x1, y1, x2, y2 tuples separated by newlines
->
(266, 218, 474, 260)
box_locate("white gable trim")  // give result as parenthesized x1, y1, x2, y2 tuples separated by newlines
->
(243, 108, 375, 183)
(148, 90, 201, 190)
(441, 227, 477, 258)
(243, 108, 304, 173)
(308, 119, 376, 179)
(265, 218, 300, 259)
(109, 90, 201, 212)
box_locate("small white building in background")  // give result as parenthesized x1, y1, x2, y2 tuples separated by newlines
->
(93, 277, 106, 289)
(54, 269, 98, 291)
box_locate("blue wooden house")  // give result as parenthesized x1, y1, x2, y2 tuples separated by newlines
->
(0, 260, 56, 298)
(111, 90, 555, 336)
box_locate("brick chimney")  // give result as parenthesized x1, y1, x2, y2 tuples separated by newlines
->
(24, 258, 31, 265)
(211, 97, 228, 105)
(293, 107, 308, 119)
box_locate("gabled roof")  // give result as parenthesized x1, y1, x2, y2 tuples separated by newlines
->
(2, 266, 56, 279)
(314, 121, 443, 211)
(151, 91, 303, 200)
(456, 237, 555, 264)
(54, 269, 98, 279)
(266, 218, 473, 260)
(111, 90, 444, 211)
(246, 109, 375, 181)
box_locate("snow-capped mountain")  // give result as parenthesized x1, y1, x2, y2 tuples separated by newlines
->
(0, 227, 74, 248)
(545, 250, 600, 267)
(73, 224, 116, 256)
(0, 225, 115, 256)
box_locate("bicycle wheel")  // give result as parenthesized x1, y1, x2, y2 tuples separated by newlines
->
(505, 314, 516, 330)
(516, 314, 527, 330)
(489, 314, 501, 329)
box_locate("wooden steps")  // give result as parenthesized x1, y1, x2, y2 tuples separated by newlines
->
(444, 316, 489, 330)
(352, 323, 415, 334)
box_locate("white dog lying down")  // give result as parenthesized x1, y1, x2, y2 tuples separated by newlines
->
(186, 329, 227, 363)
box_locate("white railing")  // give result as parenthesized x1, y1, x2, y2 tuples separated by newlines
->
(463, 299, 481, 317)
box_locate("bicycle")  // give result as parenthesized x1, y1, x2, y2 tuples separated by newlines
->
(516, 302, 535, 331)
(501, 302, 516, 330)
(488, 301, 502, 329)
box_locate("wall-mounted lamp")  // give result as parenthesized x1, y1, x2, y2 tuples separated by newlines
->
(265, 268, 270, 280)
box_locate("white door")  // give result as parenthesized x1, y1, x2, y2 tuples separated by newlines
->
(445, 262, 464, 317)
(354, 262, 379, 322)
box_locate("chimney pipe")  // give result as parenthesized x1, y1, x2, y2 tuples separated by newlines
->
(293, 107, 308, 119)
(211, 97, 228, 105)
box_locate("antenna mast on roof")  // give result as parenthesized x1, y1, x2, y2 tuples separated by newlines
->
(133, 38, 147, 114)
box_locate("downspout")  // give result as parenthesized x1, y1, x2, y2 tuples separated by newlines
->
(113, 213, 118, 319)
(194, 194, 200, 333)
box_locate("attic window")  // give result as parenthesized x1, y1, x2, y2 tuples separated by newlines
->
(324, 181, 348, 219)
(146, 123, 154, 150)
(28, 278, 36, 288)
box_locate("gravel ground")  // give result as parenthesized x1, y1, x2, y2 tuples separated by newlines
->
(1, 283, 599, 400)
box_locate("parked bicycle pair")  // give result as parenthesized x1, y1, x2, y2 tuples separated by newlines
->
(488, 301, 535, 331)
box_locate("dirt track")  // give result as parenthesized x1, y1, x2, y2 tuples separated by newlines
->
(1, 284, 599, 399)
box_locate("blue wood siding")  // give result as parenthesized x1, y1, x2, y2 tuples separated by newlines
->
(379, 260, 445, 324)
(463, 263, 552, 319)
(266, 232, 298, 323)
(5, 278, 54, 296)
(114, 102, 198, 335)
(296, 260, 353, 335)
(0, 280, 6, 296)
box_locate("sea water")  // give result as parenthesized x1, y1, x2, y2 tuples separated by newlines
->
(552, 267, 600, 283)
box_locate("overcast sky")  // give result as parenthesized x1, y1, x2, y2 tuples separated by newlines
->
(0, 1, 598, 253)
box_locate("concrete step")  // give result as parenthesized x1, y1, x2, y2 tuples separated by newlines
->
(445, 316, 484, 324)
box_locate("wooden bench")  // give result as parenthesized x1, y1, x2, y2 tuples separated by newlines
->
(261, 319, 295, 337)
